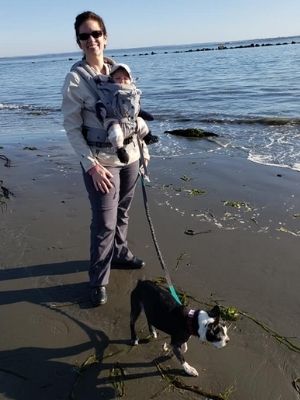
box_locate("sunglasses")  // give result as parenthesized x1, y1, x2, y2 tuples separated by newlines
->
(78, 30, 103, 41)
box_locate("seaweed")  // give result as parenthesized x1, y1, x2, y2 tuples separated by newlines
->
(223, 200, 252, 211)
(110, 363, 126, 397)
(0, 154, 11, 167)
(276, 227, 300, 237)
(292, 377, 300, 394)
(174, 252, 187, 271)
(239, 310, 300, 352)
(0, 181, 15, 211)
(1, 183, 14, 199)
(23, 146, 38, 151)
(73, 354, 99, 373)
(153, 361, 234, 400)
(184, 188, 206, 196)
(180, 175, 191, 182)
(69, 350, 125, 400)
(184, 229, 212, 236)
(220, 307, 239, 321)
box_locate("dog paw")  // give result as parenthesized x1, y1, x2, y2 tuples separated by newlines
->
(163, 342, 169, 352)
(182, 342, 188, 353)
(183, 362, 199, 377)
(151, 329, 158, 339)
(131, 339, 139, 346)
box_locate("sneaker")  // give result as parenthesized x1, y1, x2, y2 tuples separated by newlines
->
(90, 286, 107, 307)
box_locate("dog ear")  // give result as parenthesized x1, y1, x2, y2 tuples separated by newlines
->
(208, 305, 220, 324)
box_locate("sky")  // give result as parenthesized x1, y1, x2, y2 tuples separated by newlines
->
(0, 0, 299, 58)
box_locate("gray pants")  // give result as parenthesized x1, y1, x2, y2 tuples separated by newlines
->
(82, 160, 140, 287)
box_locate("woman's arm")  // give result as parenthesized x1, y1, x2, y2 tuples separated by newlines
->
(62, 72, 113, 193)
(62, 71, 99, 172)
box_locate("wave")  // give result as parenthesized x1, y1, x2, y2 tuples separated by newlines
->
(248, 153, 300, 172)
(156, 114, 300, 126)
(2, 103, 299, 127)
(200, 116, 300, 126)
(0, 103, 60, 113)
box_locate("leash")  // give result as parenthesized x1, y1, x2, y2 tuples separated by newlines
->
(137, 137, 182, 305)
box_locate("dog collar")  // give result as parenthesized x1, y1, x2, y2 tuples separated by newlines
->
(187, 309, 200, 337)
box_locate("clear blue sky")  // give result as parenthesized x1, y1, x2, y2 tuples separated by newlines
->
(1, 0, 299, 57)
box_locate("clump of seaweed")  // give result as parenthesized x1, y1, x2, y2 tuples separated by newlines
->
(0, 180, 15, 211)
(70, 354, 100, 400)
(223, 200, 252, 211)
(180, 175, 191, 182)
(221, 306, 239, 321)
(184, 188, 206, 196)
(110, 363, 126, 397)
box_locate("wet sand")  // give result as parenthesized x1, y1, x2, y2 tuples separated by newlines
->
(0, 141, 299, 400)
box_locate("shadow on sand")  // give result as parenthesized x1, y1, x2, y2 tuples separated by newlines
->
(0, 261, 177, 400)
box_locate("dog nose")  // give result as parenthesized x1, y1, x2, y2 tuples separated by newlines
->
(225, 337, 230, 343)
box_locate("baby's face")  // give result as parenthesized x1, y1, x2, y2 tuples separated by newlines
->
(112, 69, 131, 84)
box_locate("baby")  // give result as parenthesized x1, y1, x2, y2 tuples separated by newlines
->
(96, 63, 158, 163)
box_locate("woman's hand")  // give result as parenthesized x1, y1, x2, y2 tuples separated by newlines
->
(139, 158, 149, 174)
(88, 164, 113, 193)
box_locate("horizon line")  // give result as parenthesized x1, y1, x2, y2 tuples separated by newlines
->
(1, 33, 299, 60)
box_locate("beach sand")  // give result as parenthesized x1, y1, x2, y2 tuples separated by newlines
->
(0, 140, 299, 400)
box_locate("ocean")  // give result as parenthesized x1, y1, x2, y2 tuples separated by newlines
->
(0, 36, 299, 171)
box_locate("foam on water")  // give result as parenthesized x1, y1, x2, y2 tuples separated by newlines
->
(248, 153, 300, 172)
(0, 103, 59, 112)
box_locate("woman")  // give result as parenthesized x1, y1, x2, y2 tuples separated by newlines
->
(62, 11, 149, 306)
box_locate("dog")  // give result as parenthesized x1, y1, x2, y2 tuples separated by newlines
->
(130, 280, 229, 377)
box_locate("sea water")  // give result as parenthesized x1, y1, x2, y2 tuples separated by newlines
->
(0, 36, 299, 171)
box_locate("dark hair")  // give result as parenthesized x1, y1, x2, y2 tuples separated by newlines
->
(74, 11, 107, 43)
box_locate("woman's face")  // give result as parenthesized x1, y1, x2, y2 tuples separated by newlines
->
(78, 19, 107, 57)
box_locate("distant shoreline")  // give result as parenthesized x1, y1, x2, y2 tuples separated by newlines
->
(1, 34, 299, 60)
(108, 38, 299, 59)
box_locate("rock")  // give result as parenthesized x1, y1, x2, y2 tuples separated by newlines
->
(165, 128, 218, 138)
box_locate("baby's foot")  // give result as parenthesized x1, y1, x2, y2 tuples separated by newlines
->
(144, 132, 159, 145)
(117, 147, 129, 164)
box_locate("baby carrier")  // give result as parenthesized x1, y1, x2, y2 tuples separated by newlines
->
(71, 59, 141, 147)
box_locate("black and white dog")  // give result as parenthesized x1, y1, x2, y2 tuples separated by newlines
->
(130, 280, 229, 377)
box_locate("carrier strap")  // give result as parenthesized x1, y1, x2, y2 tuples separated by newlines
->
(71, 58, 115, 100)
